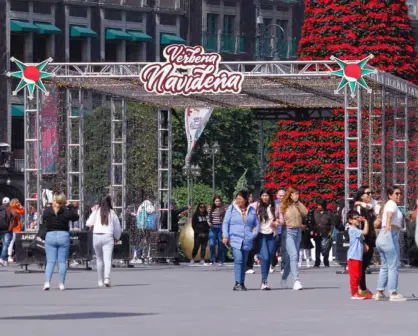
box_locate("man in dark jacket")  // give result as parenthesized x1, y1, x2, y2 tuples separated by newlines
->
(0, 197, 18, 266)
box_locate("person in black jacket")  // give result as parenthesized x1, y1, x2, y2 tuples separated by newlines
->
(353, 186, 377, 299)
(42, 192, 79, 291)
(190, 203, 210, 265)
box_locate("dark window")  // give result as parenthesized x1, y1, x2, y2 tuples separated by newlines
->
(276, 19, 287, 39)
(10, 34, 25, 96)
(160, 14, 177, 26)
(126, 11, 143, 23)
(105, 41, 118, 61)
(33, 2, 52, 14)
(159, 0, 176, 9)
(33, 35, 48, 63)
(10, 0, 29, 12)
(69, 6, 88, 18)
(105, 9, 122, 21)
(125, 0, 146, 6)
(206, 0, 220, 5)
(223, 15, 235, 34)
(261, 4, 273, 10)
(12, 117, 24, 150)
(207, 13, 218, 33)
(70, 39, 84, 62)
(224, 1, 236, 7)
(126, 43, 141, 62)
(263, 18, 272, 28)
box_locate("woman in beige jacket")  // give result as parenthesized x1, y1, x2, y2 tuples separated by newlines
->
(279, 186, 308, 290)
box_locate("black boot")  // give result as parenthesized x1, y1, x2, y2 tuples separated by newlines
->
(240, 283, 247, 291)
(233, 282, 242, 291)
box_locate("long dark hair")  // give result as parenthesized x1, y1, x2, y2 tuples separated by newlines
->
(194, 202, 208, 216)
(100, 195, 113, 225)
(354, 185, 369, 202)
(235, 190, 249, 207)
(257, 189, 275, 222)
(209, 195, 225, 223)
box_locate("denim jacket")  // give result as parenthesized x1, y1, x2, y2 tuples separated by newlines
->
(222, 202, 259, 251)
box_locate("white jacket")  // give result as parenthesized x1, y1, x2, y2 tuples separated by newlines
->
(86, 209, 122, 240)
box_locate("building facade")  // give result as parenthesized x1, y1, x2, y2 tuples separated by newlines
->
(407, 0, 418, 51)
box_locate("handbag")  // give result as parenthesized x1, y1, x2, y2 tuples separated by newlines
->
(321, 236, 333, 254)
(376, 230, 395, 253)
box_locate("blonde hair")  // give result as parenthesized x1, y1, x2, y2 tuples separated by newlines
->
(10, 198, 20, 207)
(280, 186, 299, 213)
(53, 193, 66, 215)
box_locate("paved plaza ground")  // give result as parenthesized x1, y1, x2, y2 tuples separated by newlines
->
(0, 263, 417, 336)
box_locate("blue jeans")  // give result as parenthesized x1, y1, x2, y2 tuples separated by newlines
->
(45, 231, 71, 284)
(1, 231, 12, 260)
(258, 233, 275, 282)
(377, 230, 400, 294)
(281, 228, 301, 282)
(232, 247, 250, 284)
(209, 227, 225, 263)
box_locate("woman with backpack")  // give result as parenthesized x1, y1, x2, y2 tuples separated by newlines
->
(86, 195, 122, 287)
(222, 190, 259, 291)
(42, 193, 79, 291)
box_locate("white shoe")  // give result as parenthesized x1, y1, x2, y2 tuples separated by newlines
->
(217, 263, 224, 266)
(189, 260, 195, 266)
(280, 279, 288, 289)
(269, 266, 275, 274)
(8, 257, 13, 263)
(43, 282, 50, 291)
(390, 293, 407, 302)
(298, 263, 302, 268)
(98, 280, 104, 288)
(104, 278, 111, 287)
(261, 281, 271, 290)
(246, 269, 255, 274)
(199, 260, 206, 266)
(0, 259, 8, 267)
(293, 280, 303, 291)
(59, 283, 65, 291)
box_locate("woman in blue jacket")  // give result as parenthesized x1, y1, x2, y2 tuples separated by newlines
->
(222, 190, 259, 291)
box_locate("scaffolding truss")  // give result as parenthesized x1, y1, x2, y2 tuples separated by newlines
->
(15, 58, 418, 228)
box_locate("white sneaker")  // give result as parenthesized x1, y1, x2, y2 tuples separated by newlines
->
(217, 263, 224, 266)
(43, 282, 50, 291)
(199, 260, 206, 266)
(280, 279, 288, 289)
(98, 280, 104, 288)
(189, 260, 195, 266)
(390, 294, 407, 302)
(0, 259, 8, 267)
(293, 280, 303, 291)
(246, 269, 255, 274)
(298, 263, 302, 268)
(59, 283, 65, 291)
(8, 257, 13, 263)
(261, 281, 271, 290)
(269, 266, 275, 274)
(374, 292, 388, 301)
(104, 278, 111, 287)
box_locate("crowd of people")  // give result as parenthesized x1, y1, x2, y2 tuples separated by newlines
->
(0, 184, 413, 301)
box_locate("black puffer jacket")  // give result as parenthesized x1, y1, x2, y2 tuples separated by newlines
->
(192, 213, 210, 235)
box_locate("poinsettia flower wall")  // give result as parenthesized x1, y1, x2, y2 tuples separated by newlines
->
(266, 0, 418, 208)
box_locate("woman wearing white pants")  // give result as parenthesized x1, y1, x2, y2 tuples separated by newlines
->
(87, 195, 121, 287)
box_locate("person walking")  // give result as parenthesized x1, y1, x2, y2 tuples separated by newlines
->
(312, 200, 333, 268)
(7, 198, 25, 262)
(251, 189, 282, 290)
(0, 197, 18, 266)
(270, 189, 286, 273)
(375, 186, 407, 302)
(86, 195, 122, 287)
(208, 196, 226, 265)
(43, 193, 79, 291)
(280, 186, 308, 290)
(222, 190, 259, 291)
(190, 203, 210, 265)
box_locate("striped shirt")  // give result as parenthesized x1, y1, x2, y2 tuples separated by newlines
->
(208, 207, 225, 226)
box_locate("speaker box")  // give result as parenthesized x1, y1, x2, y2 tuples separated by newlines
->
(149, 232, 177, 259)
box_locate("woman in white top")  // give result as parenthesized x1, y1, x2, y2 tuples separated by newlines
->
(87, 195, 122, 287)
(375, 186, 406, 302)
(251, 189, 283, 290)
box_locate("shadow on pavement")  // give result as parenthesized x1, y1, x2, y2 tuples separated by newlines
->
(0, 312, 157, 320)
(65, 283, 150, 291)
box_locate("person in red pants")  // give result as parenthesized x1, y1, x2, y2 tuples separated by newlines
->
(347, 210, 369, 300)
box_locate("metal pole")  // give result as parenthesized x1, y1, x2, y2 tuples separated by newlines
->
(368, 92, 373, 187)
(121, 99, 127, 229)
(404, 95, 409, 210)
(392, 94, 397, 186)
(357, 87, 362, 187)
(66, 89, 72, 202)
(343, 86, 349, 223)
(36, 88, 42, 227)
(78, 89, 85, 228)
(212, 151, 215, 197)
(254, 0, 262, 61)
(381, 87, 386, 200)
(258, 120, 265, 187)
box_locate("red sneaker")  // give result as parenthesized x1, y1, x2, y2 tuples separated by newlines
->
(351, 293, 366, 300)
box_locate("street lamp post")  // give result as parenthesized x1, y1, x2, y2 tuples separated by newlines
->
(182, 163, 201, 217)
(203, 141, 220, 197)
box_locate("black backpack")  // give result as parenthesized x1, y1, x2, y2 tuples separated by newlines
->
(0, 206, 10, 232)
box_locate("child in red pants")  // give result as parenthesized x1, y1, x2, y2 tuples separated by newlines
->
(347, 210, 369, 300)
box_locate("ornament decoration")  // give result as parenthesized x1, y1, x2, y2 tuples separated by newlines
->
(7, 57, 55, 100)
(330, 54, 377, 98)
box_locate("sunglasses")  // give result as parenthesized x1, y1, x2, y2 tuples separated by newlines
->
(395, 192, 402, 196)
(199, 205, 205, 208)
(364, 192, 373, 195)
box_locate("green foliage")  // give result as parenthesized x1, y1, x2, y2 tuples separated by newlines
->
(172, 108, 260, 200)
(84, 102, 157, 205)
(172, 184, 226, 209)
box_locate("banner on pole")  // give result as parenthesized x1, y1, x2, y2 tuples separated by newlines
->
(185, 107, 213, 164)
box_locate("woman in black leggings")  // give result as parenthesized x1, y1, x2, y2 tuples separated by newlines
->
(190, 203, 210, 266)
